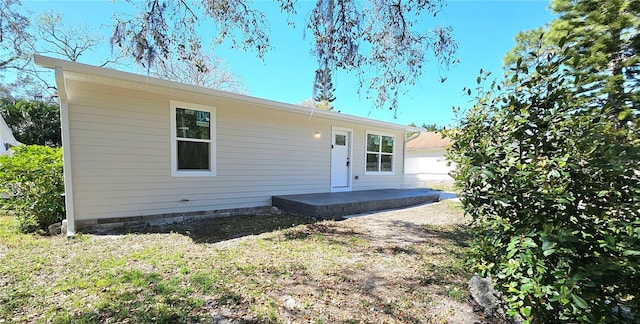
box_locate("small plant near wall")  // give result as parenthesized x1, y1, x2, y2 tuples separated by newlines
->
(0, 145, 64, 233)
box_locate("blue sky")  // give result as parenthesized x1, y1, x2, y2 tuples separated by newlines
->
(22, 0, 555, 128)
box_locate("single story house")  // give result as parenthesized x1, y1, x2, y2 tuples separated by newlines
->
(35, 55, 429, 236)
(404, 131, 455, 183)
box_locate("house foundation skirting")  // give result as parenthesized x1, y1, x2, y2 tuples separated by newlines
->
(74, 206, 275, 234)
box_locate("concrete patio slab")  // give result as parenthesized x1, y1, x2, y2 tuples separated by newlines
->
(272, 189, 441, 219)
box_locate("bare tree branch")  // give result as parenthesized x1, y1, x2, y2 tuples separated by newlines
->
(148, 49, 247, 94)
(0, 0, 30, 71)
(5, 9, 127, 99)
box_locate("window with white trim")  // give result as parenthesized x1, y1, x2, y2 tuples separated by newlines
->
(170, 101, 216, 176)
(365, 132, 395, 174)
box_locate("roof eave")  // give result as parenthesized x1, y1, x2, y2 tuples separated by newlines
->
(34, 54, 417, 132)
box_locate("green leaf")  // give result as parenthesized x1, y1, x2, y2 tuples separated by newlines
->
(480, 169, 495, 178)
(541, 239, 555, 250)
(521, 237, 537, 248)
(617, 110, 631, 121)
(571, 294, 588, 309)
(521, 283, 534, 292)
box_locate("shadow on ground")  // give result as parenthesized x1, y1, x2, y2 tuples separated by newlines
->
(103, 213, 318, 244)
(91, 188, 458, 245)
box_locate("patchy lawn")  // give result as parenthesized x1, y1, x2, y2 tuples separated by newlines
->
(0, 200, 478, 323)
(419, 180, 457, 193)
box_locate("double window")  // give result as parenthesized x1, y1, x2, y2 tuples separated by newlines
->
(170, 101, 216, 176)
(366, 132, 395, 174)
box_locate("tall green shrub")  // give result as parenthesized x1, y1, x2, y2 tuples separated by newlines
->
(0, 145, 64, 233)
(447, 48, 640, 322)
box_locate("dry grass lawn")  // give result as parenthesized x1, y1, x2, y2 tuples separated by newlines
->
(0, 199, 479, 323)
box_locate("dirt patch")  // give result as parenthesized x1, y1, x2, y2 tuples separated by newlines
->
(335, 200, 479, 323)
(180, 199, 480, 322)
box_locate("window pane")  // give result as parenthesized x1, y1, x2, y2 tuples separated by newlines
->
(381, 136, 394, 153)
(177, 141, 210, 170)
(367, 134, 380, 152)
(381, 154, 393, 172)
(366, 153, 379, 172)
(335, 134, 346, 146)
(176, 108, 210, 140)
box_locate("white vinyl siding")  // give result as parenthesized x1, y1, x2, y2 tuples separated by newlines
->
(63, 79, 412, 222)
(403, 149, 455, 185)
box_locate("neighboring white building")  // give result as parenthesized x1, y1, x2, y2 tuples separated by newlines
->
(404, 131, 455, 183)
(0, 114, 21, 156)
(35, 55, 428, 236)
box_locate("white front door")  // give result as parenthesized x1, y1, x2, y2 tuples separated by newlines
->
(331, 129, 351, 192)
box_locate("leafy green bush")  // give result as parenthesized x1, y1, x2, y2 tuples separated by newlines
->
(0, 145, 64, 233)
(447, 50, 639, 322)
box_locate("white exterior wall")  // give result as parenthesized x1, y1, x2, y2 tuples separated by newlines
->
(65, 80, 409, 221)
(404, 149, 455, 184)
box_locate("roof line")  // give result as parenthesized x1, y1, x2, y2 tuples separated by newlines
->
(34, 55, 424, 132)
